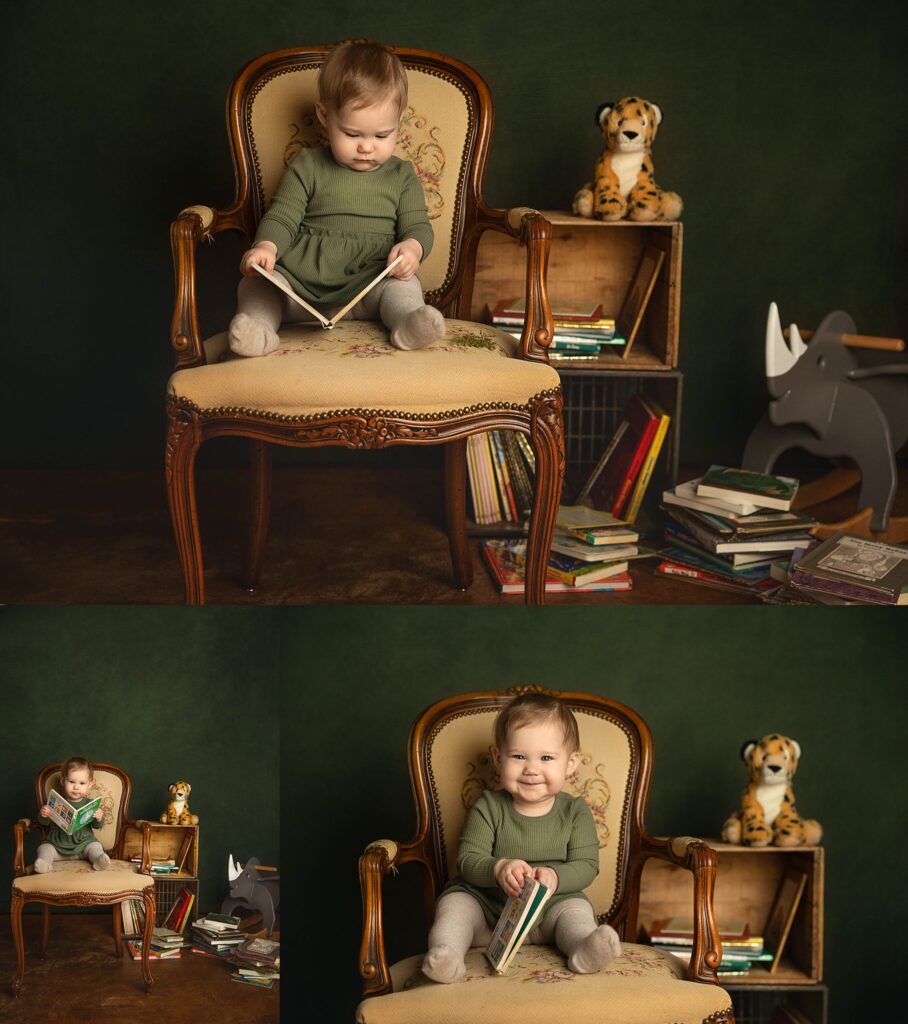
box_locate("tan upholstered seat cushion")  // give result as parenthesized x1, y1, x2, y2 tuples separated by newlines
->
(13, 859, 153, 897)
(356, 944, 732, 1024)
(167, 319, 560, 418)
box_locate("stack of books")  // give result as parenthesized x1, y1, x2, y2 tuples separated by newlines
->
(190, 913, 247, 958)
(487, 296, 624, 360)
(130, 856, 179, 874)
(576, 394, 671, 524)
(785, 530, 908, 605)
(657, 467, 817, 599)
(479, 539, 633, 595)
(229, 936, 281, 989)
(120, 896, 147, 939)
(467, 430, 536, 527)
(126, 926, 188, 961)
(645, 917, 772, 977)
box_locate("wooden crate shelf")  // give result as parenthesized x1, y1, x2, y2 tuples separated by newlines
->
(639, 842, 824, 986)
(472, 211, 682, 372)
(122, 822, 199, 878)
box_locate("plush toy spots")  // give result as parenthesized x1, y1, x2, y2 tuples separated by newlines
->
(572, 96, 682, 222)
(722, 735, 822, 847)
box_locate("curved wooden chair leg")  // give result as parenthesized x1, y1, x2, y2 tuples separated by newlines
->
(112, 903, 124, 958)
(242, 440, 273, 592)
(525, 394, 565, 605)
(39, 903, 51, 958)
(165, 401, 205, 605)
(11, 891, 25, 997)
(444, 439, 473, 590)
(140, 887, 155, 993)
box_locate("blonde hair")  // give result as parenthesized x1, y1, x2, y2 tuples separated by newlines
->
(494, 693, 580, 754)
(318, 41, 408, 115)
(60, 756, 94, 782)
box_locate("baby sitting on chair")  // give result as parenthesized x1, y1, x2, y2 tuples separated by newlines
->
(34, 756, 109, 873)
(422, 693, 621, 983)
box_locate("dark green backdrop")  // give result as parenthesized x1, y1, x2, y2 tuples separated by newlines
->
(282, 606, 906, 1024)
(0, 608, 280, 914)
(4, 1, 906, 469)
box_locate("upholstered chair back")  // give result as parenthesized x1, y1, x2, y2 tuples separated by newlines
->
(38, 763, 130, 854)
(411, 690, 652, 924)
(231, 46, 486, 302)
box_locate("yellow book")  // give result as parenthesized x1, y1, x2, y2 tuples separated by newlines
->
(624, 402, 670, 524)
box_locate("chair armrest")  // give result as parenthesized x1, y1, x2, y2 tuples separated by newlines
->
(473, 204, 554, 364)
(359, 839, 406, 999)
(12, 819, 47, 877)
(638, 835, 722, 984)
(170, 203, 247, 371)
(122, 818, 153, 874)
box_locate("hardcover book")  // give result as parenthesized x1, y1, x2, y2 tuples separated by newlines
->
(488, 296, 604, 323)
(663, 477, 762, 517)
(696, 466, 799, 511)
(485, 876, 552, 974)
(791, 531, 908, 604)
(480, 540, 632, 595)
(46, 791, 102, 835)
(589, 395, 662, 517)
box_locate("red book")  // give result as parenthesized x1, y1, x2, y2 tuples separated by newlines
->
(590, 395, 661, 517)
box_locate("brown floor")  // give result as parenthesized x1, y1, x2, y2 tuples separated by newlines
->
(0, 914, 278, 1024)
(4, 464, 904, 605)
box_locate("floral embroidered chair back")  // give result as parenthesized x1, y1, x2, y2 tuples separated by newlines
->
(38, 763, 129, 854)
(411, 689, 651, 924)
(232, 45, 480, 304)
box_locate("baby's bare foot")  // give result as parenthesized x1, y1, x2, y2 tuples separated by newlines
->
(228, 313, 280, 357)
(422, 944, 466, 983)
(568, 924, 621, 974)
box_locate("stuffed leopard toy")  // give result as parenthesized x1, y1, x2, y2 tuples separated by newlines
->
(722, 735, 822, 847)
(160, 781, 199, 826)
(572, 96, 682, 222)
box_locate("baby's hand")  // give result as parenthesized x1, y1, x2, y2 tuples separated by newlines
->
(387, 239, 423, 281)
(533, 866, 558, 892)
(495, 858, 534, 899)
(240, 242, 278, 276)
(93, 809, 104, 821)
(39, 805, 50, 818)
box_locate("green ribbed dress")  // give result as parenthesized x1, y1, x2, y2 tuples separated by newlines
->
(443, 789, 600, 927)
(254, 146, 434, 306)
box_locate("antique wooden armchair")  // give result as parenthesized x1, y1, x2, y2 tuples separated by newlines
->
(167, 45, 562, 604)
(357, 687, 735, 1024)
(10, 763, 156, 996)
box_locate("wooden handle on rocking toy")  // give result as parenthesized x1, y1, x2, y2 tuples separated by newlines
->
(784, 327, 905, 352)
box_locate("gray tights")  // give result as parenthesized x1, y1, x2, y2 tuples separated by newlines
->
(422, 890, 621, 983)
(228, 270, 445, 357)
(34, 841, 110, 873)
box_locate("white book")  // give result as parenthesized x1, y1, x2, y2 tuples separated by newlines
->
(550, 530, 637, 562)
(663, 477, 761, 517)
(251, 255, 403, 329)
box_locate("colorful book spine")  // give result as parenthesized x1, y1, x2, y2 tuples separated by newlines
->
(624, 408, 671, 523)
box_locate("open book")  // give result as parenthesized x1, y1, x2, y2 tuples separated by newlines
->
(46, 790, 102, 834)
(251, 254, 403, 330)
(485, 876, 552, 974)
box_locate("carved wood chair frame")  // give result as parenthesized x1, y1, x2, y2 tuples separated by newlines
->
(358, 686, 732, 1023)
(10, 762, 156, 996)
(167, 45, 563, 605)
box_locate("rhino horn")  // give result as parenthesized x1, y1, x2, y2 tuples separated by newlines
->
(766, 302, 797, 379)
(228, 853, 241, 882)
(788, 322, 808, 359)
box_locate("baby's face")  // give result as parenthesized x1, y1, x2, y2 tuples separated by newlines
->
(317, 96, 400, 172)
(495, 719, 580, 816)
(61, 767, 92, 802)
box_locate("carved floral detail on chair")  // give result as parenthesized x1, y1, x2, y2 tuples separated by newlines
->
(460, 747, 611, 848)
(281, 104, 444, 218)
